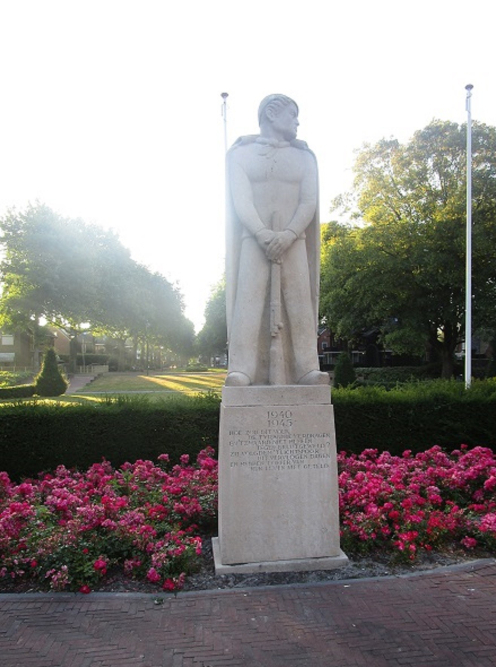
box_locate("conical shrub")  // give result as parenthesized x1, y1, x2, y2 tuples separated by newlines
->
(35, 348, 68, 397)
(333, 352, 356, 388)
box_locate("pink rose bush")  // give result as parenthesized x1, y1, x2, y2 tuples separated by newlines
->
(0, 447, 217, 593)
(1, 443, 495, 592)
(338, 445, 496, 561)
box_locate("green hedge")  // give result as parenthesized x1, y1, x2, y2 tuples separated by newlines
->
(333, 380, 496, 456)
(0, 394, 220, 481)
(58, 353, 110, 366)
(0, 384, 36, 399)
(355, 364, 444, 386)
(1, 381, 496, 480)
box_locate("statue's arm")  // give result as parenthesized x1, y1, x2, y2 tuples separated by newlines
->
(229, 156, 268, 237)
(285, 154, 318, 237)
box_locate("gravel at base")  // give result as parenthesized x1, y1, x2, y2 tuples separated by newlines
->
(180, 538, 481, 592)
(0, 537, 487, 595)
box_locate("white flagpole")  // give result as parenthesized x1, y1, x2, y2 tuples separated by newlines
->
(465, 84, 473, 388)
(221, 92, 229, 154)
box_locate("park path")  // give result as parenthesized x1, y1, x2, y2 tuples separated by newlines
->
(65, 374, 96, 394)
(0, 559, 495, 666)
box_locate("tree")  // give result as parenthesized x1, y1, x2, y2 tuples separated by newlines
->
(0, 203, 195, 370)
(35, 347, 68, 396)
(321, 120, 496, 378)
(196, 279, 227, 362)
(0, 203, 96, 369)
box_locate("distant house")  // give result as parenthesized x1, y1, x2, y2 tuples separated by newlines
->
(317, 327, 365, 370)
(0, 331, 33, 368)
(49, 328, 71, 357)
(318, 326, 398, 370)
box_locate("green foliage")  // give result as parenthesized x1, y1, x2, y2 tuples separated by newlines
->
(333, 352, 356, 387)
(0, 384, 35, 398)
(321, 120, 496, 379)
(486, 338, 496, 378)
(0, 371, 33, 387)
(34, 348, 68, 397)
(356, 364, 443, 387)
(333, 380, 496, 456)
(0, 393, 221, 480)
(196, 278, 227, 359)
(0, 203, 195, 369)
(185, 363, 209, 372)
(2, 381, 496, 480)
(58, 353, 110, 366)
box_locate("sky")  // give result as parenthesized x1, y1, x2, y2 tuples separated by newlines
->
(1, 0, 495, 332)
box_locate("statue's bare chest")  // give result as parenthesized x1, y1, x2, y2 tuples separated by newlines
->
(240, 147, 305, 184)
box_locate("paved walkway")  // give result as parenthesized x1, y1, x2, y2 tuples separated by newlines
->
(66, 375, 96, 394)
(0, 559, 495, 666)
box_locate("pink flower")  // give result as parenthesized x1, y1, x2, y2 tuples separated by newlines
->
(79, 584, 91, 594)
(461, 536, 477, 549)
(93, 558, 107, 575)
(162, 578, 176, 591)
(146, 567, 161, 583)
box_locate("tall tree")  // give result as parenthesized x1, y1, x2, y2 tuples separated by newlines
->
(0, 203, 194, 370)
(196, 278, 227, 362)
(321, 120, 496, 378)
(0, 203, 98, 368)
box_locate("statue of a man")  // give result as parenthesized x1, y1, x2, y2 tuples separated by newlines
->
(225, 94, 329, 387)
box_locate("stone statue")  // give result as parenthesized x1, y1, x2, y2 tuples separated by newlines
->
(225, 94, 329, 386)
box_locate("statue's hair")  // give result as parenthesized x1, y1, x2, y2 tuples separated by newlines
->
(258, 94, 298, 126)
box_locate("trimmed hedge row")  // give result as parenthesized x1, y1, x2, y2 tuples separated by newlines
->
(0, 395, 220, 481)
(333, 381, 496, 456)
(0, 384, 36, 399)
(1, 381, 496, 480)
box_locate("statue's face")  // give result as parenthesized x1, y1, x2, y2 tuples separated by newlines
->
(270, 102, 299, 141)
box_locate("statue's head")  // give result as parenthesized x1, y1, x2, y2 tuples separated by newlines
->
(258, 94, 298, 126)
(258, 94, 299, 142)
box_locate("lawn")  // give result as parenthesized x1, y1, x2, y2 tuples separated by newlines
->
(77, 371, 226, 394)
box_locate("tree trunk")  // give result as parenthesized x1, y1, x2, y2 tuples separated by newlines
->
(440, 323, 457, 379)
(117, 338, 126, 372)
(69, 329, 78, 374)
(32, 319, 41, 372)
(440, 347, 455, 379)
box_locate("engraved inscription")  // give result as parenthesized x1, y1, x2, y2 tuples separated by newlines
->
(228, 413, 333, 472)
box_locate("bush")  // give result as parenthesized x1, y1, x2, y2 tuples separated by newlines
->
(333, 352, 356, 388)
(185, 363, 209, 372)
(332, 379, 496, 456)
(58, 354, 110, 366)
(356, 364, 442, 387)
(0, 384, 35, 398)
(1, 380, 496, 480)
(34, 348, 68, 397)
(0, 393, 221, 481)
(0, 371, 34, 388)
(0, 449, 216, 592)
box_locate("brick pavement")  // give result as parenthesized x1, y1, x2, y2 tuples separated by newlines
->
(0, 559, 495, 667)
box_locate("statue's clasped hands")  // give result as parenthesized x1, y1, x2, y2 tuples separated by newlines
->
(255, 228, 297, 263)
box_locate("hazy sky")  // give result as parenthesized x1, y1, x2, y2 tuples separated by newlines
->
(1, 0, 495, 331)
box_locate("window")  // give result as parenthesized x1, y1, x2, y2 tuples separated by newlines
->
(1, 335, 14, 346)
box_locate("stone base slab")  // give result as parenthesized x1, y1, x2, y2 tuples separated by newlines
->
(213, 537, 348, 575)
(217, 385, 342, 568)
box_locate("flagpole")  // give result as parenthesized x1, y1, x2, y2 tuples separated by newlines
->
(221, 92, 229, 154)
(465, 83, 473, 389)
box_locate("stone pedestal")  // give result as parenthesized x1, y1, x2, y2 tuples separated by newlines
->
(214, 385, 348, 574)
